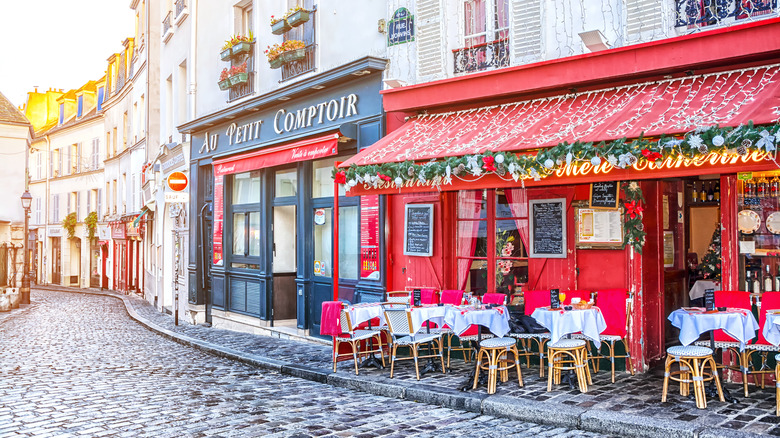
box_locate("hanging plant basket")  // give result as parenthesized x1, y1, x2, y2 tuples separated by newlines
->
(231, 41, 252, 57)
(268, 57, 283, 69)
(218, 79, 231, 90)
(287, 10, 310, 27)
(271, 19, 292, 35)
(229, 72, 248, 86)
(220, 48, 232, 61)
(281, 48, 306, 64)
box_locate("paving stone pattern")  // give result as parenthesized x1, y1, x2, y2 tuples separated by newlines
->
(0, 290, 603, 437)
(116, 286, 780, 435)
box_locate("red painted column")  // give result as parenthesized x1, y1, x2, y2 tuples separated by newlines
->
(720, 174, 739, 291)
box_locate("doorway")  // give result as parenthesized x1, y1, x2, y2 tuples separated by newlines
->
(272, 168, 298, 324)
(51, 237, 61, 284)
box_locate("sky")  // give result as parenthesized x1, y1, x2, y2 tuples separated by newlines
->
(0, 1, 136, 108)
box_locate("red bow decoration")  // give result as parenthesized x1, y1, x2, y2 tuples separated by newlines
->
(641, 149, 663, 161)
(625, 200, 644, 219)
(482, 155, 496, 172)
(378, 173, 392, 182)
(334, 171, 346, 184)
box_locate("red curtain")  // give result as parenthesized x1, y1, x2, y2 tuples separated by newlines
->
(457, 190, 483, 291)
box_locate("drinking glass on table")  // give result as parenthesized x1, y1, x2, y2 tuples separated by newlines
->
(559, 291, 567, 305)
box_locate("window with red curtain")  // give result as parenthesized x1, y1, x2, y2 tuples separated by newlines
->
(457, 189, 528, 295)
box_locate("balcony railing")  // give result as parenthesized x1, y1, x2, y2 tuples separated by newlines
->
(453, 39, 510, 74)
(281, 44, 316, 82)
(675, 0, 776, 27)
(175, 0, 187, 18)
(163, 11, 173, 35)
(228, 53, 255, 102)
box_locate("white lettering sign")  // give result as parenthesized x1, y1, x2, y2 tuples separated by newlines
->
(165, 192, 190, 203)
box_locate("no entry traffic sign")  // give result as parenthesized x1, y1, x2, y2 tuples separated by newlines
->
(168, 171, 188, 192)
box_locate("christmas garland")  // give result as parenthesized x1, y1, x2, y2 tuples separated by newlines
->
(621, 181, 646, 254)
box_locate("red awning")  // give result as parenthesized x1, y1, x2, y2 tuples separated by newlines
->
(214, 132, 340, 177)
(341, 64, 780, 168)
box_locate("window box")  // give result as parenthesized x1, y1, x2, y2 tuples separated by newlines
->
(218, 79, 231, 91)
(269, 57, 283, 69)
(281, 48, 306, 64)
(231, 41, 252, 57)
(271, 19, 292, 35)
(220, 48, 232, 61)
(229, 73, 248, 86)
(287, 10, 310, 27)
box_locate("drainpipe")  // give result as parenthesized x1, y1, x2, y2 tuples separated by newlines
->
(43, 134, 50, 286)
(189, 0, 197, 122)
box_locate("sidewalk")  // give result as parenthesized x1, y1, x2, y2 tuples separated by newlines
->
(30, 285, 778, 437)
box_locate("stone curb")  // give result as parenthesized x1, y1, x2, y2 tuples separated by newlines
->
(32, 286, 763, 438)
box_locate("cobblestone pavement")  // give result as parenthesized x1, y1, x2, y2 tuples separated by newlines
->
(117, 286, 780, 435)
(0, 290, 605, 438)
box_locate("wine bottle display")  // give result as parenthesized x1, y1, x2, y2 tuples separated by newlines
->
(706, 182, 714, 201)
(765, 265, 773, 292)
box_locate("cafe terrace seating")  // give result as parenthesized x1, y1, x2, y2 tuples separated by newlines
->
(509, 290, 552, 377)
(585, 289, 635, 383)
(662, 345, 724, 409)
(326, 302, 386, 375)
(744, 292, 780, 393)
(382, 303, 446, 380)
(693, 290, 753, 396)
(473, 337, 524, 394)
(386, 290, 412, 304)
(547, 338, 592, 393)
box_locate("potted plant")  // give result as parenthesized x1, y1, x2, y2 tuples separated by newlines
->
(220, 31, 254, 60)
(287, 7, 310, 27)
(266, 40, 306, 68)
(218, 68, 231, 90)
(270, 15, 291, 35)
(85, 211, 98, 241)
(228, 62, 248, 86)
(62, 212, 78, 239)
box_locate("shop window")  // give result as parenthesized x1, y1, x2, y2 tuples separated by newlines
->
(230, 171, 261, 269)
(313, 206, 359, 280)
(275, 168, 297, 197)
(454, 0, 509, 74)
(457, 189, 528, 295)
(312, 157, 346, 198)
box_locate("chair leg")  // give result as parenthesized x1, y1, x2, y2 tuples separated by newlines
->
(691, 358, 706, 409)
(661, 355, 672, 403)
(538, 338, 548, 378)
(413, 345, 421, 380)
(333, 339, 339, 373)
(775, 363, 780, 416)
(389, 344, 397, 378)
(622, 339, 635, 376)
(473, 348, 485, 390)
(708, 357, 725, 403)
(740, 350, 749, 398)
(438, 338, 446, 374)
(608, 341, 616, 383)
(583, 347, 593, 386)
(547, 349, 556, 392)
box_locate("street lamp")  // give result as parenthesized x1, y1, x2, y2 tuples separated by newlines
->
(20, 190, 32, 305)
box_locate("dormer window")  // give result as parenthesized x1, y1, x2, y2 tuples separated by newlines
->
(77, 95, 84, 118)
(97, 86, 105, 111)
(59, 103, 64, 125)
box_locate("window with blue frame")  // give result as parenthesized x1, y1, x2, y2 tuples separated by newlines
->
(77, 95, 83, 118)
(97, 87, 104, 112)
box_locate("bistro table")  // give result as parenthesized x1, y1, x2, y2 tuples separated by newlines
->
(531, 306, 607, 347)
(668, 307, 758, 351)
(761, 311, 780, 346)
(346, 302, 386, 369)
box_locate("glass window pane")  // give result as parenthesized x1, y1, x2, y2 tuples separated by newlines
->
(458, 189, 487, 219)
(495, 259, 528, 292)
(496, 189, 526, 218)
(273, 205, 297, 272)
(339, 206, 359, 280)
(232, 171, 260, 204)
(496, 220, 525, 257)
(313, 157, 346, 198)
(248, 212, 260, 256)
(458, 259, 487, 295)
(232, 213, 246, 255)
(457, 220, 487, 259)
(314, 207, 332, 277)
(275, 168, 297, 197)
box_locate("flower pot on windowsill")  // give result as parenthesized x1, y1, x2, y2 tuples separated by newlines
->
(271, 19, 292, 35)
(281, 48, 305, 64)
(218, 79, 231, 91)
(220, 48, 232, 61)
(229, 72, 248, 86)
(231, 41, 252, 57)
(287, 10, 310, 27)
(268, 57, 283, 69)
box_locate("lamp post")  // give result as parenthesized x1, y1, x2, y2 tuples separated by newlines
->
(20, 190, 32, 305)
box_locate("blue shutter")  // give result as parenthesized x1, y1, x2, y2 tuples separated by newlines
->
(97, 189, 102, 218)
(77, 96, 83, 117)
(58, 104, 64, 124)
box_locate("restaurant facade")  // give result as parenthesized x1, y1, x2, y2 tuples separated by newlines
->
(182, 57, 388, 335)
(338, 19, 780, 372)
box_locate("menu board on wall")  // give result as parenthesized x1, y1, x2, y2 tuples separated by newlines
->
(360, 195, 380, 279)
(529, 198, 567, 258)
(575, 208, 624, 249)
(212, 174, 224, 265)
(589, 182, 619, 209)
(404, 204, 433, 257)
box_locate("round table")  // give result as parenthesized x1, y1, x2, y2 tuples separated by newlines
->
(668, 307, 759, 351)
(531, 307, 607, 347)
(761, 312, 780, 346)
(347, 303, 385, 329)
(443, 305, 510, 337)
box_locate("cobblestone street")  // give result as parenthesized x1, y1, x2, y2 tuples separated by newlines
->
(0, 290, 603, 437)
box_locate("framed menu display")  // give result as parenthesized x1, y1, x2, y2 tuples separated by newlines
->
(575, 207, 624, 249)
(529, 198, 567, 258)
(403, 204, 434, 256)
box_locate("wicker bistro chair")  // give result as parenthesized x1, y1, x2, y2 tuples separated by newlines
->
(382, 303, 446, 380)
(473, 337, 524, 394)
(386, 291, 412, 304)
(739, 292, 780, 395)
(662, 345, 724, 409)
(584, 289, 635, 383)
(693, 290, 755, 396)
(775, 353, 780, 416)
(333, 307, 386, 375)
(547, 339, 592, 393)
(509, 290, 552, 377)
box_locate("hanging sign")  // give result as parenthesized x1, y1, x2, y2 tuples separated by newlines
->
(404, 204, 433, 256)
(589, 181, 619, 209)
(388, 8, 414, 46)
(167, 171, 188, 192)
(529, 198, 567, 258)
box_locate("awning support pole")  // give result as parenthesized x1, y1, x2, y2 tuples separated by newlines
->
(333, 162, 340, 302)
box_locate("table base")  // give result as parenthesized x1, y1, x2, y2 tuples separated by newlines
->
(359, 354, 384, 369)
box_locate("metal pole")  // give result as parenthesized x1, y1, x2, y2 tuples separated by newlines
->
(174, 230, 179, 326)
(21, 210, 30, 304)
(333, 162, 340, 302)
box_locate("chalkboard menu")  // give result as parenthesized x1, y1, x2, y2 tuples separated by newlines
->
(404, 204, 434, 256)
(413, 289, 421, 307)
(590, 182, 620, 209)
(529, 198, 567, 259)
(704, 289, 715, 311)
(550, 289, 561, 309)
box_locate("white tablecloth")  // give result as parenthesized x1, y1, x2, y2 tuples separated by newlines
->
(443, 305, 510, 338)
(668, 308, 759, 351)
(410, 305, 448, 334)
(347, 303, 385, 329)
(531, 307, 608, 347)
(688, 280, 721, 300)
(762, 312, 780, 346)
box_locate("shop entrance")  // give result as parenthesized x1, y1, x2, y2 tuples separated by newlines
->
(51, 237, 61, 284)
(271, 168, 298, 325)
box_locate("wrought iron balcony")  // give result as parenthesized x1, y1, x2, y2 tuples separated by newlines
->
(675, 0, 776, 27)
(281, 44, 316, 82)
(453, 39, 510, 74)
(175, 0, 187, 18)
(162, 11, 173, 42)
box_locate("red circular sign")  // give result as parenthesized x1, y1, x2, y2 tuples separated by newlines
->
(168, 171, 188, 192)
